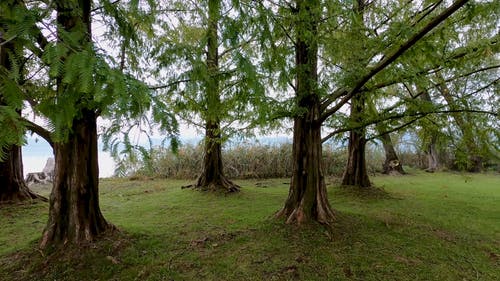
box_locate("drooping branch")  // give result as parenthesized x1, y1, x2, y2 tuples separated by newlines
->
(320, 0, 470, 122)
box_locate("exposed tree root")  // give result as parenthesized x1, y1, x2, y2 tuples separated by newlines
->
(183, 174, 240, 193)
(0, 187, 47, 204)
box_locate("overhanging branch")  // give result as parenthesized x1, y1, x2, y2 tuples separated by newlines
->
(23, 119, 54, 149)
(320, 0, 470, 123)
(321, 108, 497, 143)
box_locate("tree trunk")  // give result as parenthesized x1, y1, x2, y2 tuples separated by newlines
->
(195, 120, 239, 192)
(276, 103, 335, 224)
(40, 0, 112, 248)
(276, 0, 335, 225)
(425, 136, 439, 172)
(342, 130, 371, 187)
(0, 2, 45, 204)
(380, 133, 405, 175)
(193, 0, 239, 192)
(341, 93, 371, 187)
(41, 110, 111, 247)
(0, 145, 45, 203)
(341, 0, 371, 188)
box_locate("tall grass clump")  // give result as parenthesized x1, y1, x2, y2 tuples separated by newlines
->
(121, 141, 392, 179)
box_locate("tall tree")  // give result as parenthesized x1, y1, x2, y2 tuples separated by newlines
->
(340, 0, 372, 188)
(195, 0, 238, 192)
(40, 0, 112, 247)
(0, 0, 44, 203)
(265, 0, 473, 225)
(275, 0, 335, 224)
(152, 0, 266, 192)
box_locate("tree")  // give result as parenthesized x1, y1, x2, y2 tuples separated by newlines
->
(152, 0, 266, 192)
(266, 0, 472, 225)
(378, 131, 406, 175)
(275, 0, 336, 224)
(39, 0, 112, 247)
(0, 0, 45, 203)
(0, 0, 161, 247)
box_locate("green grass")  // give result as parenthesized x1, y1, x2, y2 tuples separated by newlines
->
(0, 172, 499, 280)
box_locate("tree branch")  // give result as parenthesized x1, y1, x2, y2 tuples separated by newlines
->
(320, 0, 470, 122)
(149, 79, 191, 90)
(23, 119, 54, 148)
(322, 108, 497, 143)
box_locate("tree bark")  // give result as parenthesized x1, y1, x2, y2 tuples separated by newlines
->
(0, 145, 45, 203)
(340, 0, 372, 188)
(40, 0, 112, 248)
(419, 90, 440, 172)
(41, 110, 111, 247)
(195, 120, 239, 192)
(193, 0, 239, 192)
(425, 136, 439, 172)
(276, 0, 335, 225)
(341, 130, 371, 187)
(380, 133, 405, 175)
(0, 2, 45, 204)
(341, 94, 371, 186)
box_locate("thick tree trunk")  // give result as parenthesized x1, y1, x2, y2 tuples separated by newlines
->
(341, 93, 371, 187)
(341, 130, 371, 187)
(276, 0, 335, 225)
(41, 110, 111, 247)
(341, 0, 371, 188)
(192, 0, 239, 192)
(40, 0, 112, 248)
(195, 120, 239, 192)
(0, 145, 45, 203)
(380, 133, 405, 175)
(276, 103, 335, 224)
(425, 136, 439, 172)
(0, 3, 45, 204)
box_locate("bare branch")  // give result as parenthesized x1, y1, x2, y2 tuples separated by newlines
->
(23, 119, 54, 148)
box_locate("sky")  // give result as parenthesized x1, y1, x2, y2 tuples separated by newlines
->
(22, 137, 116, 178)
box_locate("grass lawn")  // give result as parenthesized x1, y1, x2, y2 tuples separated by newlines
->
(0, 171, 499, 280)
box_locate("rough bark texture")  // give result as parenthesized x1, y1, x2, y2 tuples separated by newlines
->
(341, 0, 372, 188)
(195, 121, 240, 192)
(341, 93, 371, 187)
(40, 0, 112, 248)
(193, 0, 239, 192)
(380, 133, 405, 175)
(0, 145, 45, 203)
(41, 110, 111, 247)
(418, 90, 440, 172)
(276, 0, 335, 225)
(341, 130, 371, 187)
(0, 3, 45, 204)
(425, 137, 439, 172)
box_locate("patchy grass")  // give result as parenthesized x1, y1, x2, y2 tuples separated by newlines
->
(0, 172, 499, 280)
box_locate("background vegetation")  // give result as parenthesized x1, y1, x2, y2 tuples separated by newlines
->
(118, 139, 499, 179)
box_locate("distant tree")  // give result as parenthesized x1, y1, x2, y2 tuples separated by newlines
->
(152, 0, 266, 192)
